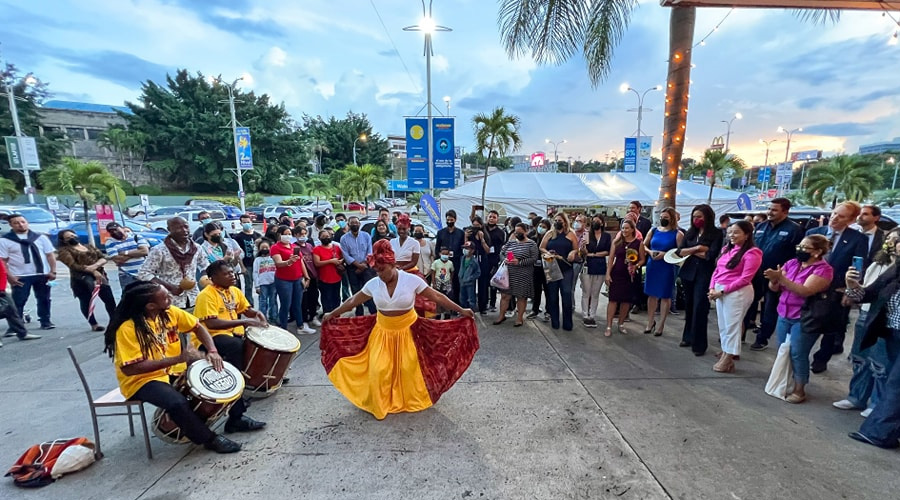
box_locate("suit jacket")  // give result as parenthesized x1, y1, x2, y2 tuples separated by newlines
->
(865, 228, 886, 268)
(805, 226, 867, 290)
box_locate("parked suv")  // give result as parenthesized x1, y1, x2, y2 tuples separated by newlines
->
(298, 199, 333, 215)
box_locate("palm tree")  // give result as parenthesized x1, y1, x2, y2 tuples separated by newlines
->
(39, 158, 120, 246)
(303, 174, 333, 206)
(688, 149, 748, 203)
(0, 178, 19, 201)
(97, 126, 147, 182)
(341, 164, 386, 216)
(874, 189, 900, 208)
(497, 1, 841, 210)
(472, 107, 522, 208)
(804, 155, 879, 208)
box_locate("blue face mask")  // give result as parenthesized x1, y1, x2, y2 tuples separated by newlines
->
(337, 220, 346, 229)
(537, 227, 547, 235)
(298, 236, 308, 243)
(242, 223, 252, 231)
(440, 254, 450, 262)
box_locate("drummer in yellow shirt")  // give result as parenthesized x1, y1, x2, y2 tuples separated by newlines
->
(104, 281, 242, 453)
(194, 260, 269, 433)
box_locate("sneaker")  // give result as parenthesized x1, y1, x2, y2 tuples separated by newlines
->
(488, 306, 498, 313)
(860, 408, 873, 418)
(40, 323, 56, 330)
(3, 330, 15, 338)
(541, 313, 550, 323)
(669, 309, 679, 316)
(204, 435, 242, 453)
(19, 334, 41, 340)
(749, 342, 768, 351)
(505, 311, 514, 318)
(833, 399, 858, 410)
(585, 318, 597, 328)
(526, 311, 539, 319)
(479, 310, 488, 316)
(0, 339, 3, 347)
(299, 323, 316, 334)
(310, 318, 322, 327)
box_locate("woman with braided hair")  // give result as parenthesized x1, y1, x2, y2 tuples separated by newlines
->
(320, 239, 479, 420)
(103, 281, 243, 453)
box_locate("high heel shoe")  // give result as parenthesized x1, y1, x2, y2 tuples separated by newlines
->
(653, 324, 663, 337)
(604, 327, 612, 337)
(643, 321, 656, 335)
(492, 317, 507, 325)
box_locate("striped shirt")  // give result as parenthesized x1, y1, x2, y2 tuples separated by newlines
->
(105, 234, 150, 277)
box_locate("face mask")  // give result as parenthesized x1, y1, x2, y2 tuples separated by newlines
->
(796, 250, 812, 263)
(337, 221, 346, 229)
(537, 227, 547, 235)
(298, 237, 308, 243)
(280, 235, 292, 244)
(515, 233, 526, 241)
(446, 220, 455, 227)
(414, 232, 424, 239)
(258, 249, 270, 256)
(199, 219, 209, 224)
(554, 222, 564, 231)
(210, 234, 223, 244)
(573, 222, 583, 231)
(660, 219, 670, 227)
(66, 238, 79, 246)
(591, 222, 602, 231)
(242, 223, 252, 231)
(320, 237, 332, 246)
(440, 254, 450, 262)
(692, 218, 704, 229)
(349, 224, 360, 233)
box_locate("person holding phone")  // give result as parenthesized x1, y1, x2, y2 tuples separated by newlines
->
(313, 230, 345, 314)
(494, 223, 539, 326)
(270, 226, 310, 332)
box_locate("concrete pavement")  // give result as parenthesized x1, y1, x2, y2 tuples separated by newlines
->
(0, 274, 896, 499)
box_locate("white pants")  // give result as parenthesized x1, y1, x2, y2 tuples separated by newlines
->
(581, 273, 605, 319)
(715, 283, 754, 356)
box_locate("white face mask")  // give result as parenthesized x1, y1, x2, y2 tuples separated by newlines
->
(573, 222, 583, 230)
(280, 235, 292, 244)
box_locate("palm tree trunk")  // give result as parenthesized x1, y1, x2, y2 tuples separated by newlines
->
(658, 6, 696, 211)
(82, 200, 96, 247)
(707, 179, 715, 204)
(480, 138, 495, 209)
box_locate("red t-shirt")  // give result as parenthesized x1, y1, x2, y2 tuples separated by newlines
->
(270, 242, 305, 281)
(313, 244, 343, 284)
(0, 259, 7, 292)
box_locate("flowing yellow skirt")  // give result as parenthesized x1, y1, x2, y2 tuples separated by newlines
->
(327, 310, 432, 420)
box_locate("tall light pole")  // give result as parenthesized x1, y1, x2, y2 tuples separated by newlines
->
(211, 75, 248, 212)
(888, 156, 898, 189)
(620, 83, 662, 140)
(353, 134, 367, 165)
(759, 138, 778, 195)
(721, 112, 743, 151)
(2, 71, 38, 203)
(443, 95, 451, 116)
(778, 126, 803, 194)
(404, 1, 452, 196)
(545, 138, 566, 166)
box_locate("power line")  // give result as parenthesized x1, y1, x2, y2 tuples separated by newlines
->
(370, 0, 422, 96)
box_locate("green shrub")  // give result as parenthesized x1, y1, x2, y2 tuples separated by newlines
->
(190, 182, 218, 193)
(271, 183, 293, 196)
(280, 196, 311, 205)
(117, 179, 136, 195)
(134, 185, 162, 196)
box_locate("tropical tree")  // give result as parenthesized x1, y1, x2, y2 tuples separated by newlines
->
(340, 164, 386, 216)
(406, 191, 424, 209)
(299, 112, 390, 173)
(303, 174, 333, 205)
(804, 155, 879, 208)
(39, 158, 120, 246)
(472, 107, 522, 208)
(874, 189, 900, 208)
(497, 1, 840, 210)
(0, 177, 19, 201)
(97, 125, 148, 183)
(685, 149, 748, 203)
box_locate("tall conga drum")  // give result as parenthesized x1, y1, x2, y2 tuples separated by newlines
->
(242, 325, 301, 398)
(152, 359, 245, 444)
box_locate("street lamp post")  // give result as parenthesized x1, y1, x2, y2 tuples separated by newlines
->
(211, 76, 248, 212)
(620, 83, 662, 141)
(778, 126, 803, 193)
(759, 138, 778, 195)
(443, 95, 451, 116)
(545, 138, 566, 170)
(2, 72, 38, 203)
(353, 134, 367, 165)
(888, 156, 898, 189)
(721, 112, 743, 151)
(404, 2, 452, 196)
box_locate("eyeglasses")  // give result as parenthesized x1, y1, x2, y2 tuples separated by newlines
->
(796, 245, 812, 251)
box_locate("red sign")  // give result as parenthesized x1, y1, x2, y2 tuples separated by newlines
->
(531, 152, 546, 167)
(707, 169, 713, 178)
(767, 189, 777, 198)
(95, 205, 115, 245)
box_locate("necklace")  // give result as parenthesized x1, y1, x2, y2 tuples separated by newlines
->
(217, 286, 237, 314)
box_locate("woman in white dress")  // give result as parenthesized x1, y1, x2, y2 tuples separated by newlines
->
(390, 214, 420, 272)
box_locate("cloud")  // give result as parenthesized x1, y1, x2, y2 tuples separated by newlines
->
(56, 51, 171, 89)
(261, 47, 288, 68)
(802, 122, 878, 137)
(797, 97, 820, 110)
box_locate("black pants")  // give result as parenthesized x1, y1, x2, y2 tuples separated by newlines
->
(477, 256, 492, 313)
(0, 291, 27, 337)
(487, 255, 500, 308)
(72, 279, 116, 326)
(450, 259, 461, 305)
(346, 269, 376, 316)
(813, 305, 852, 367)
(303, 278, 320, 322)
(681, 278, 711, 354)
(131, 381, 215, 445)
(200, 335, 247, 419)
(532, 265, 547, 314)
(752, 281, 781, 345)
(319, 281, 342, 313)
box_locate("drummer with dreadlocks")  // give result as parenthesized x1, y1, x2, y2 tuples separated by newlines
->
(105, 281, 262, 453)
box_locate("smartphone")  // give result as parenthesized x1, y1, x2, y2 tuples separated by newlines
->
(293, 246, 301, 256)
(852, 256, 864, 274)
(507, 251, 515, 261)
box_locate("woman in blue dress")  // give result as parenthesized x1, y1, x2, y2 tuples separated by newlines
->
(642, 207, 683, 337)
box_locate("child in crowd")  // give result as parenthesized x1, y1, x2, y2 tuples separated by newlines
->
(253, 238, 278, 323)
(459, 242, 481, 311)
(431, 247, 455, 318)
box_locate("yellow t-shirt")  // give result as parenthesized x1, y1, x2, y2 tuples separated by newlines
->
(192, 285, 250, 348)
(114, 306, 199, 399)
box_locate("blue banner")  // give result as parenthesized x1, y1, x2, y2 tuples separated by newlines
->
(757, 167, 771, 183)
(736, 193, 753, 210)
(432, 118, 455, 189)
(406, 118, 429, 189)
(623, 137, 637, 173)
(386, 179, 414, 191)
(235, 127, 253, 170)
(419, 194, 443, 230)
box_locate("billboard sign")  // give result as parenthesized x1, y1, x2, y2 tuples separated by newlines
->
(791, 150, 821, 162)
(623, 137, 637, 173)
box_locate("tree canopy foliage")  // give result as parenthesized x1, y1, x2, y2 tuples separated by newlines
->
(299, 112, 390, 174)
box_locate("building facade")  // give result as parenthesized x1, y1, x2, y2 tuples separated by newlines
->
(859, 137, 900, 155)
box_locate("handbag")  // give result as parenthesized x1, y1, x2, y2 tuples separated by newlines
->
(542, 256, 563, 282)
(490, 262, 509, 289)
(765, 335, 795, 400)
(332, 248, 346, 276)
(800, 290, 843, 334)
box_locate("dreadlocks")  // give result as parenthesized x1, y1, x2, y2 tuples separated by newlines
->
(104, 281, 171, 359)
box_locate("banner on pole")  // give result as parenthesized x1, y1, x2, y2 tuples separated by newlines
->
(235, 127, 253, 170)
(406, 118, 429, 189)
(432, 117, 455, 189)
(95, 205, 115, 244)
(419, 193, 443, 230)
(5, 136, 41, 171)
(637, 136, 652, 174)
(623, 137, 637, 173)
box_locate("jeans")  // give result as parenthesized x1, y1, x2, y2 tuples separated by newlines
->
(460, 283, 476, 310)
(546, 268, 574, 330)
(117, 271, 138, 293)
(275, 277, 304, 329)
(131, 381, 215, 445)
(347, 268, 376, 316)
(319, 281, 341, 314)
(242, 272, 254, 307)
(341, 273, 351, 302)
(681, 277, 711, 354)
(848, 311, 892, 409)
(11, 274, 51, 326)
(790, 329, 823, 385)
(258, 283, 278, 322)
(303, 278, 320, 322)
(859, 329, 900, 445)
(775, 316, 802, 348)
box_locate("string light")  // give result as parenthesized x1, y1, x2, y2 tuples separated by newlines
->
(881, 6, 900, 46)
(693, 8, 735, 48)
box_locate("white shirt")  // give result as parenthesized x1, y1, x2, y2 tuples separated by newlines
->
(362, 270, 427, 312)
(0, 232, 55, 276)
(390, 236, 420, 262)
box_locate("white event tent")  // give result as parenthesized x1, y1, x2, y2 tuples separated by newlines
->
(439, 172, 744, 220)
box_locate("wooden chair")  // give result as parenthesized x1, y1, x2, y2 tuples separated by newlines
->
(67, 347, 153, 459)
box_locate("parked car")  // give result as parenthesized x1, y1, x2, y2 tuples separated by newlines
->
(185, 199, 226, 208)
(0, 206, 62, 235)
(245, 206, 267, 222)
(48, 220, 165, 249)
(126, 203, 160, 217)
(68, 209, 129, 223)
(298, 199, 333, 215)
(725, 209, 897, 233)
(343, 201, 375, 212)
(145, 205, 191, 221)
(149, 209, 226, 233)
(262, 205, 303, 225)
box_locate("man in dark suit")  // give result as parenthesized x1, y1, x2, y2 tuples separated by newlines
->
(805, 201, 868, 373)
(627, 201, 653, 238)
(857, 205, 885, 268)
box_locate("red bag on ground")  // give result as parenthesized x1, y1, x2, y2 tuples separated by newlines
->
(6, 437, 94, 488)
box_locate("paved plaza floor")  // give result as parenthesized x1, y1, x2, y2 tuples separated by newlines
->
(0, 267, 896, 499)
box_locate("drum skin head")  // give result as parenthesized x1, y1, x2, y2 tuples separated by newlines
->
(186, 360, 245, 403)
(246, 325, 301, 353)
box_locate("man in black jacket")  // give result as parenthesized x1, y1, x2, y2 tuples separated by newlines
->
(484, 211, 507, 312)
(435, 210, 465, 304)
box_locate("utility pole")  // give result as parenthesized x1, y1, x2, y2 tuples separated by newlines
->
(2, 71, 36, 203)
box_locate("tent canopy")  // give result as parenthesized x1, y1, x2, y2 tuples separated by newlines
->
(439, 172, 744, 221)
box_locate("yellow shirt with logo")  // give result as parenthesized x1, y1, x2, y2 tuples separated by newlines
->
(192, 285, 250, 348)
(114, 306, 198, 399)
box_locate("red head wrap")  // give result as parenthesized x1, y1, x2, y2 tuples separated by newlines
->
(367, 239, 396, 267)
(396, 213, 411, 229)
